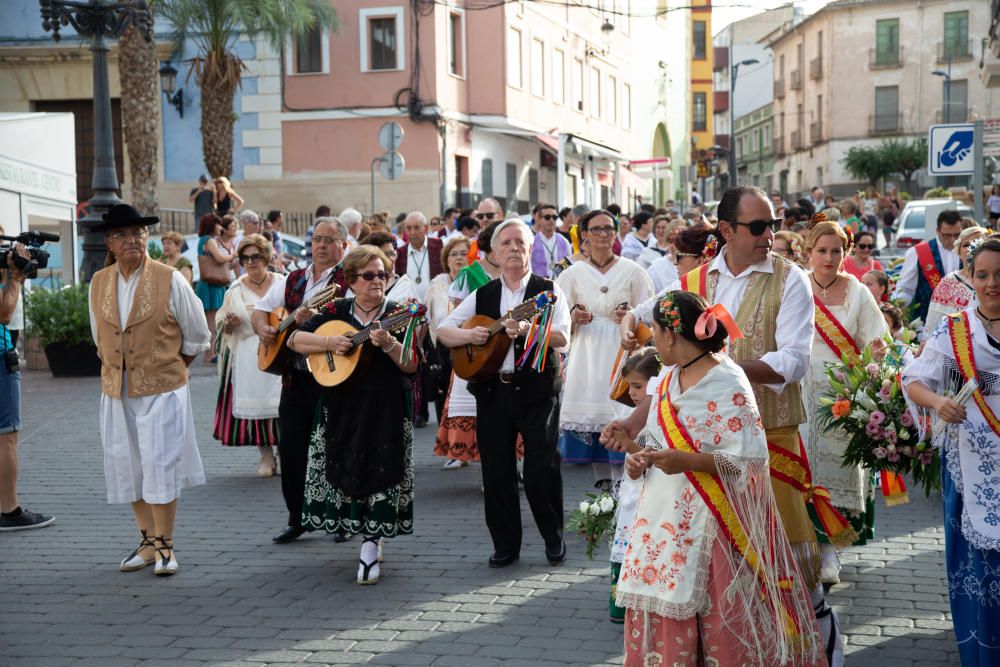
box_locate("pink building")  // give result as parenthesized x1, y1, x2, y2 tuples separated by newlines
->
(254, 0, 652, 216)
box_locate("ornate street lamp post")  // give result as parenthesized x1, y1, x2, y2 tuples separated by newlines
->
(39, 0, 152, 281)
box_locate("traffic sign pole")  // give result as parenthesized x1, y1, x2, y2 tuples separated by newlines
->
(975, 120, 984, 224)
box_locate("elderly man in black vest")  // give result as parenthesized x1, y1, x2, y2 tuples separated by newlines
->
(438, 219, 572, 567)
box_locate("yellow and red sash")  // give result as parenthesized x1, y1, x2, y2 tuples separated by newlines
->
(915, 241, 943, 291)
(813, 295, 861, 363)
(948, 312, 1000, 437)
(679, 263, 710, 297)
(657, 375, 799, 639)
(766, 434, 860, 547)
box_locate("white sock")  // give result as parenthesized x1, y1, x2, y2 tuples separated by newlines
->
(811, 584, 844, 667)
(360, 536, 379, 563)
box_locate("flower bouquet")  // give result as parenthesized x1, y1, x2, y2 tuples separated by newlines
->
(816, 337, 941, 498)
(566, 492, 617, 559)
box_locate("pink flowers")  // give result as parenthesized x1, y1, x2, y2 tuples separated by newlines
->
(900, 410, 914, 428)
(869, 411, 886, 426)
(873, 447, 888, 459)
(866, 363, 880, 378)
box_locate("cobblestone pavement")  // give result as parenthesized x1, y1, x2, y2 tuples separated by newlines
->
(2, 366, 960, 666)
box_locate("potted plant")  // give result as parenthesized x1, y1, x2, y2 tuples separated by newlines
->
(24, 283, 101, 377)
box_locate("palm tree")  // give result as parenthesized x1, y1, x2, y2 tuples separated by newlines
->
(160, 0, 337, 178)
(118, 5, 160, 216)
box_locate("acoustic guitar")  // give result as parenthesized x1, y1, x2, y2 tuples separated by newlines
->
(450, 291, 557, 382)
(609, 322, 653, 407)
(307, 302, 427, 387)
(257, 284, 339, 375)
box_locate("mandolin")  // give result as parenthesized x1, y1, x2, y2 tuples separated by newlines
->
(257, 284, 339, 375)
(450, 291, 557, 382)
(307, 302, 427, 387)
(609, 322, 653, 406)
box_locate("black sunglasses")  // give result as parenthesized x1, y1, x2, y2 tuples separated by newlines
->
(239, 253, 264, 264)
(476, 212, 497, 221)
(729, 219, 780, 236)
(359, 271, 389, 281)
(856, 243, 875, 250)
(540, 214, 558, 221)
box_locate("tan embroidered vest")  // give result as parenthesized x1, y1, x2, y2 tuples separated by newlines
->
(91, 259, 187, 399)
(704, 255, 806, 430)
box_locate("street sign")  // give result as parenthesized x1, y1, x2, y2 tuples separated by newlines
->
(984, 118, 1000, 158)
(928, 123, 976, 175)
(379, 151, 405, 180)
(378, 122, 404, 152)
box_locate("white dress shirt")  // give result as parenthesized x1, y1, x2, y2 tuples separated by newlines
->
(632, 247, 813, 393)
(255, 264, 335, 313)
(621, 232, 652, 261)
(405, 243, 431, 301)
(891, 238, 960, 304)
(88, 261, 211, 357)
(439, 272, 571, 372)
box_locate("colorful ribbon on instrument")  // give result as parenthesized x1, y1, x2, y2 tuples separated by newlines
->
(398, 303, 423, 364)
(517, 306, 554, 372)
(879, 470, 909, 506)
(693, 303, 744, 341)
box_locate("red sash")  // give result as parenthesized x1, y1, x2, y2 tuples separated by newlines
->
(656, 375, 800, 638)
(948, 312, 1000, 437)
(679, 263, 710, 297)
(914, 241, 943, 291)
(813, 295, 861, 363)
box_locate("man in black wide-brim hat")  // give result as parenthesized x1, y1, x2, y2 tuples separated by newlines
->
(88, 204, 211, 577)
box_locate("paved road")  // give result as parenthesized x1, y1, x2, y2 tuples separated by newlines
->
(2, 365, 960, 666)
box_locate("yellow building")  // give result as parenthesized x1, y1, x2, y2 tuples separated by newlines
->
(690, 0, 714, 182)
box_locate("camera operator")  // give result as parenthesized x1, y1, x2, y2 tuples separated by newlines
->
(0, 242, 55, 531)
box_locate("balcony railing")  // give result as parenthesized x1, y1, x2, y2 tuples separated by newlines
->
(810, 121, 823, 143)
(774, 137, 785, 157)
(937, 39, 974, 63)
(790, 69, 802, 90)
(809, 57, 823, 80)
(936, 106, 970, 124)
(869, 46, 903, 69)
(869, 113, 902, 135)
(790, 129, 803, 150)
(774, 78, 786, 99)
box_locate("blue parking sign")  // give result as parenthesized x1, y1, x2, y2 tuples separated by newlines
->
(928, 123, 976, 175)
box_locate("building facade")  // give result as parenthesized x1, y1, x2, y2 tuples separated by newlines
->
(769, 0, 996, 200)
(0, 0, 693, 222)
(734, 102, 776, 192)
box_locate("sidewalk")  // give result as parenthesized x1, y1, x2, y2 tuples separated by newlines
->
(0, 366, 959, 666)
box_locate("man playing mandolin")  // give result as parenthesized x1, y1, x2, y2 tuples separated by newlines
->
(252, 217, 349, 545)
(437, 219, 572, 568)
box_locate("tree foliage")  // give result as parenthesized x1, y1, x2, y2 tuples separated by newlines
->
(159, 0, 339, 177)
(841, 138, 929, 193)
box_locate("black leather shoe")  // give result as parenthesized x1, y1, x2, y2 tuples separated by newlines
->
(545, 540, 567, 565)
(272, 525, 305, 544)
(414, 416, 427, 428)
(488, 551, 519, 568)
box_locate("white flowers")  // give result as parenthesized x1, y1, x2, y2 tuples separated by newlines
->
(599, 496, 615, 513)
(579, 501, 590, 513)
(588, 503, 602, 515)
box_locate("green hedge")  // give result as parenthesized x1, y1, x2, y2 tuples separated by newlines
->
(25, 282, 93, 347)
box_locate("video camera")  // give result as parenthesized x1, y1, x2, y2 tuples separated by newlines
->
(0, 230, 59, 280)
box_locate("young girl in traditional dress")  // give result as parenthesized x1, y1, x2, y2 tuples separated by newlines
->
(903, 237, 1000, 666)
(608, 347, 661, 624)
(612, 290, 823, 666)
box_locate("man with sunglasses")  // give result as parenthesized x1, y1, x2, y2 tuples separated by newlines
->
(252, 217, 350, 545)
(474, 198, 504, 227)
(891, 209, 962, 324)
(616, 186, 846, 666)
(530, 203, 571, 277)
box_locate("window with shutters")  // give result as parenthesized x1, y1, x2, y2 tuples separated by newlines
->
(553, 49, 565, 104)
(360, 8, 405, 72)
(693, 21, 706, 60)
(873, 86, 899, 132)
(875, 19, 899, 66)
(693, 92, 707, 131)
(531, 39, 545, 98)
(448, 11, 465, 77)
(943, 11, 969, 59)
(508, 28, 523, 89)
(481, 159, 493, 197)
(295, 26, 323, 73)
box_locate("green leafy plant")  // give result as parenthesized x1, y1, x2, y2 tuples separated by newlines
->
(147, 239, 163, 260)
(24, 283, 94, 347)
(567, 492, 618, 559)
(842, 145, 891, 187)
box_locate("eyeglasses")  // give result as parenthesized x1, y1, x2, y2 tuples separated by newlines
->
(312, 236, 340, 245)
(586, 225, 616, 236)
(540, 214, 558, 221)
(359, 271, 389, 282)
(475, 212, 497, 221)
(729, 219, 780, 236)
(856, 244, 874, 250)
(239, 253, 264, 264)
(110, 229, 147, 242)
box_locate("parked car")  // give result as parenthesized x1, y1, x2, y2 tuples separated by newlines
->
(894, 199, 973, 250)
(149, 232, 307, 283)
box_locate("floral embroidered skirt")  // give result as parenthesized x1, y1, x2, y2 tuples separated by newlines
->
(434, 393, 525, 462)
(942, 450, 1000, 666)
(301, 402, 414, 539)
(213, 349, 279, 448)
(623, 538, 825, 667)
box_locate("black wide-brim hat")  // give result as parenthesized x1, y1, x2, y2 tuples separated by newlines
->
(91, 204, 159, 232)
